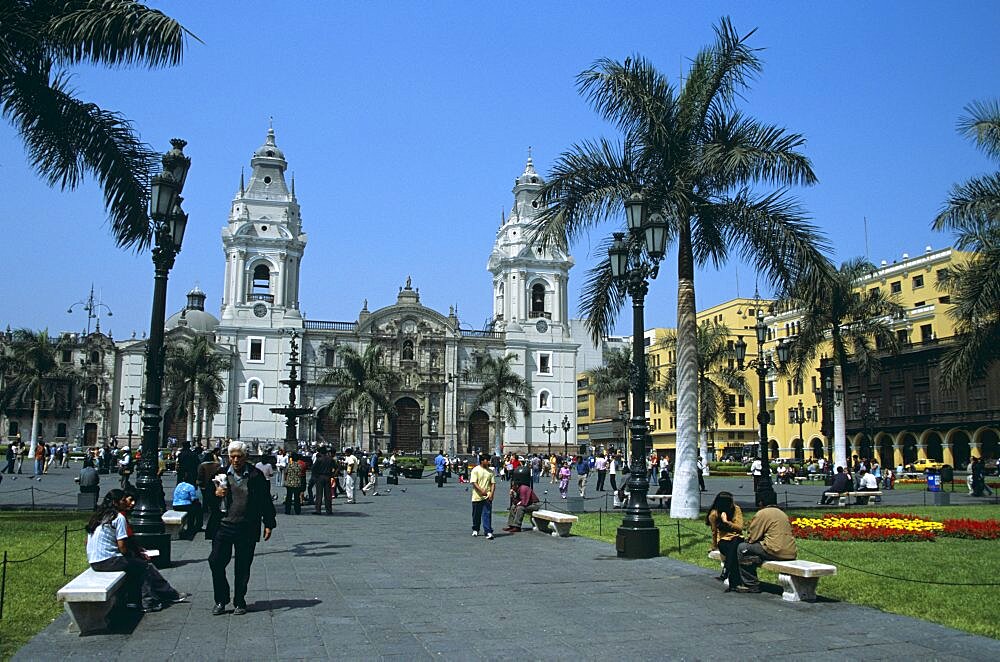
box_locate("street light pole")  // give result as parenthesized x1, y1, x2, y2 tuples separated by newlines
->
(561, 414, 570, 458)
(796, 399, 805, 462)
(120, 395, 138, 452)
(541, 419, 556, 457)
(132, 139, 191, 567)
(734, 302, 791, 505)
(608, 191, 667, 559)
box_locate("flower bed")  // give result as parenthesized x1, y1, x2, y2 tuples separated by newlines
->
(791, 512, 1000, 541)
(791, 513, 942, 541)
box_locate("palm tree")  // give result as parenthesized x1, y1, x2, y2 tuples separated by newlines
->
(781, 258, 903, 469)
(469, 354, 531, 456)
(0, 329, 75, 460)
(586, 346, 659, 457)
(163, 335, 228, 442)
(1, 0, 192, 250)
(533, 18, 828, 517)
(659, 321, 750, 465)
(933, 99, 1000, 385)
(318, 344, 400, 451)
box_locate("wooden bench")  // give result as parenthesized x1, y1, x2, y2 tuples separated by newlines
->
(57, 550, 160, 634)
(531, 510, 579, 537)
(708, 549, 836, 602)
(645, 494, 671, 508)
(821, 491, 883, 506)
(162, 510, 188, 540)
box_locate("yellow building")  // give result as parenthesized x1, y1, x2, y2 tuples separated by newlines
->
(584, 245, 1000, 466)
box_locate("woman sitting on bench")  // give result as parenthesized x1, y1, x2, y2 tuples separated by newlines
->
(85, 489, 188, 613)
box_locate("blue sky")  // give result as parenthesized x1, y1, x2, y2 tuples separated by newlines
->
(3, 1, 998, 338)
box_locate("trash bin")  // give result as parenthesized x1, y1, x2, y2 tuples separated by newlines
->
(940, 466, 954, 486)
(926, 472, 941, 492)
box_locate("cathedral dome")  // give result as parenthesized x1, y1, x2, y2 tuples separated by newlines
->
(166, 287, 219, 334)
(253, 127, 285, 161)
(515, 154, 544, 187)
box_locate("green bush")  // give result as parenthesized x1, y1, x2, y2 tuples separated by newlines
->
(395, 456, 428, 470)
(709, 462, 746, 472)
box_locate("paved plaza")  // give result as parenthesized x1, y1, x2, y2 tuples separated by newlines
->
(7, 467, 1000, 661)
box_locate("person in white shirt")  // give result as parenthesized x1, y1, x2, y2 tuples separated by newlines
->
(343, 449, 358, 503)
(594, 454, 608, 491)
(275, 449, 288, 488)
(254, 458, 275, 500)
(855, 468, 878, 504)
(750, 457, 763, 493)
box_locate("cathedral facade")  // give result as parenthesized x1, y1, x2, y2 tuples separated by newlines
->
(116, 130, 593, 455)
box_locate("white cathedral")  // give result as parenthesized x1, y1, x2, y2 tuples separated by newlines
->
(112, 129, 612, 455)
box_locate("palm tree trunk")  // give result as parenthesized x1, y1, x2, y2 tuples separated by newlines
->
(671, 222, 701, 519)
(29, 398, 41, 460)
(494, 410, 503, 457)
(833, 364, 848, 469)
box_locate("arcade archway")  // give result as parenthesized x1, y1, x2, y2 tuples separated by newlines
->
(468, 410, 490, 454)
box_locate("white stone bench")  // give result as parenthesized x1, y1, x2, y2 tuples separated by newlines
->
(57, 549, 160, 634)
(531, 509, 579, 537)
(822, 491, 883, 506)
(646, 494, 671, 508)
(709, 549, 836, 602)
(162, 509, 188, 540)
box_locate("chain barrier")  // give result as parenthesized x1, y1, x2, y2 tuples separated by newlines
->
(0, 520, 88, 620)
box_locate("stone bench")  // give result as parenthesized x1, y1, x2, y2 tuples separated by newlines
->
(708, 549, 836, 602)
(531, 509, 579, 537)
(57, 550, 160, 634)
(162, 509, 188, 540)
(646, 494, 671, 508)
(822, 491, 883, 506)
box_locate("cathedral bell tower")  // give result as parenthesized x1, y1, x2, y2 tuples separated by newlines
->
(487, 152, 573, 336)
(220, 127, 306, 328)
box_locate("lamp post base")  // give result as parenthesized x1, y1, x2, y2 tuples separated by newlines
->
(616, 525, 660, 559)
(132, 532, 172, 568)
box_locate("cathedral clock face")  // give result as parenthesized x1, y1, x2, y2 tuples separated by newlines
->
(253, 303, 268, 318)
(535, 319, 548, 333)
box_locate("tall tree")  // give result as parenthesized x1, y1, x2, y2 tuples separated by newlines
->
(318, 344, 400, 451)
(469, 353, 531, 456)
(659, 321, 750, 465)
(533, 18, 827, 517)
(0, 328, 75, 459)
(781, 258, 903, 469)
(933, 99, 1000, 385)
(586, 346, 659, 457)
(163, 335, 228, 442)
(0, 0, 192, 250)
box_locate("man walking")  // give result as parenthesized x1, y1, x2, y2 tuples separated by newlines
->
(595, 453, 608, 491)
(470, 454, 495, 540)
(343, 448, 358, 503)
(208, 441, 276, 615)
(697, 456, 707, 492)
(575, 456, 590, 498)
(311, 447, 334, 514)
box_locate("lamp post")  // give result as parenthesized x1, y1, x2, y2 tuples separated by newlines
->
(734, 305, 791, 505)
(824, 374, 844, 464)
(541, 419, 556, 457)
(607, 191, 667, 559)
(560, 414, 570, 458)
(120, 395, 138, 451)
(133, 139, 191, 566)
(68, 284, 113, 336)
(794, 399, 805, 462)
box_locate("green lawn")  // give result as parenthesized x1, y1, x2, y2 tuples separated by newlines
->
(0, 511, 91, 661)
(573, 504, 1000, 640)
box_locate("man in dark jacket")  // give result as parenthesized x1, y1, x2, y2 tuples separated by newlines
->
(176, 440, 201, 484)
(820, 466, 853, 504)
(208, 441, 276, 616)
(311, 447, 334, 514)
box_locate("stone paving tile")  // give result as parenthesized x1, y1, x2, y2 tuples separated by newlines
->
(12, 473, 1000, 660)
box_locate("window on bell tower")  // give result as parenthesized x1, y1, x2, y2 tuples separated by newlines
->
(251, 264, 271, 301)
(531, 283, 549, 319)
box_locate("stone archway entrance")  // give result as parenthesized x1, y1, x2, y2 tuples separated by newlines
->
(792, 439, 804, 462)
(468, 410, 490, 454)
(810, 438, 824, 460)
(392, 397, 422, 453)
(315, 406, 341, 448)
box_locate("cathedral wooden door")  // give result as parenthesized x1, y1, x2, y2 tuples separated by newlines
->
(392, 397, 422, 453)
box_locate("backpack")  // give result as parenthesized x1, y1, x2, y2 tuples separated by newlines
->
(285, 461, 303, 488)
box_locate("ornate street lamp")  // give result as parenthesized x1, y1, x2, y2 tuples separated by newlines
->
(560, 414, 571, 458)
(794, 399, 806, 462)
(120, 395, 139, 452)
(132, 139, 190, 566)
(608, 191, 667, 559)
(733, 304, 791, 505)
(541, 419, 556, 457)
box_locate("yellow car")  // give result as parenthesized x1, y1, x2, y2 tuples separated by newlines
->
(910, 458, 946, 472)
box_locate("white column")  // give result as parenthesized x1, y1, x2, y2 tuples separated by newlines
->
(236, 252, 247, 304)
(276, 253, 287, 306)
